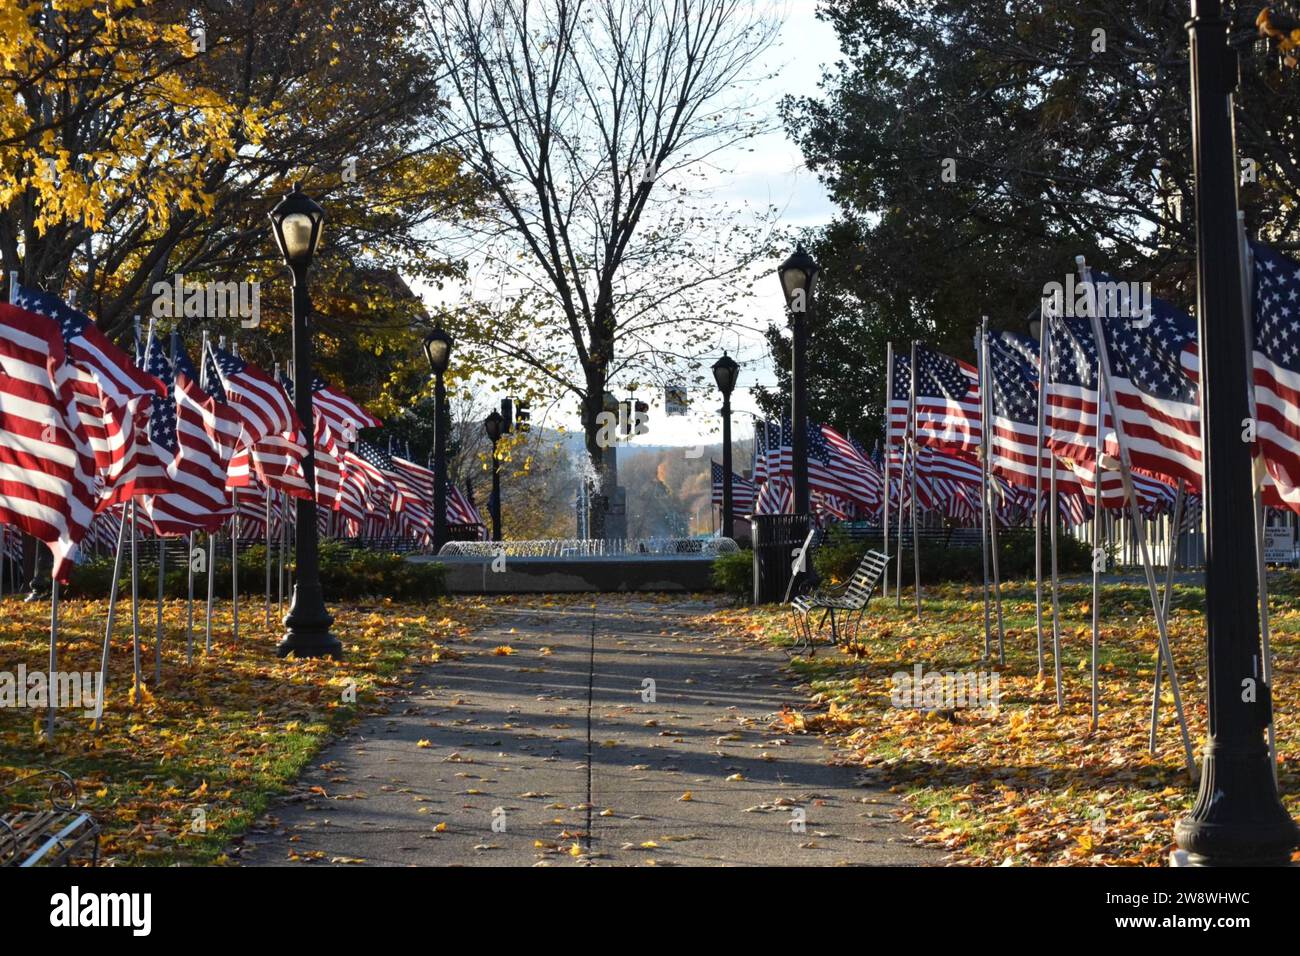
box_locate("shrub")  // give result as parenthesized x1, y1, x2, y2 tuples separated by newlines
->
(63, 540, 446, 601)
(711, 548, 752, 603)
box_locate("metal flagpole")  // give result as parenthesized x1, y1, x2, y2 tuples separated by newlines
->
(47, 575, 58, 740)
(130, 320, 144, 693)
(200, 332, 216, 653)
(154, 532, 164, 685)
(278, 490, 287, 618)
(1049, 438, 1064, 709)
(1091, 358, 1106, 731)
(895, 413, 907, 609)
(977, 329, 992, 660)
(1237, 216, 1279, 782)
(1079, 256, 1196, 777)
(130, 499, 142, 697)
(231, 487, 240, 642)
(980, 320, 1006, 661)
(883, 343, 893, 600)
(909, 341, 921, 617)
(153, 330, 176, 685)
(186, 531, 195, 664)
(93, 513, 129, 731)
(1034, 311, 1048, 675)
(1151, 478, 1185, 752)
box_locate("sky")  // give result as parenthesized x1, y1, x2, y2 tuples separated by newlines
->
(416, 1, 843, 451)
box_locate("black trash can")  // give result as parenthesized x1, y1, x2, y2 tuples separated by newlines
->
(750, 513, 811, 604)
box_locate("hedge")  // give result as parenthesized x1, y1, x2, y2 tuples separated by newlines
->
(61, 540, 446, 601)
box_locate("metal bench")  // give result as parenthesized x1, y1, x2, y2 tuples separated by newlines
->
(0, 769, 100, 867)
(788, 549, 890, 654)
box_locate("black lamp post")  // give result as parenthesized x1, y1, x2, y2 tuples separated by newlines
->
(483, 409, 504, 542)
(712, 352, 740, 539)
(424, 328, 453, 551)
(1173, 0, 1299, 865)
(269, 184, 340, 660)
(778, 245, 819, 516)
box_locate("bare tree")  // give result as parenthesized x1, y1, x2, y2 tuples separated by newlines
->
(424, 0, 778, 536)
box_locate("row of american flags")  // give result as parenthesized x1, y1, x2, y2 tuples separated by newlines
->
(0, 284, 485, 581)
(711, 241, 1300, 532)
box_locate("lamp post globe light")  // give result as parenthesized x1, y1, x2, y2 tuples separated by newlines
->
(483, 409, 504, 542)
(423, 327, 453, 552)
(777, 244, 819, 516)
(1172, 0, 1299, 866)
(268, 184, 340, 659)
(711, 352, 740, 539)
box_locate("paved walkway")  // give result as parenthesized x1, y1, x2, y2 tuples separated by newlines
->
(234, 597, 939, 866)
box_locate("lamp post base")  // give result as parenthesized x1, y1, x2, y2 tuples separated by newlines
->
(1174, 741, 1298, 866)
(277, 585, 342, 659)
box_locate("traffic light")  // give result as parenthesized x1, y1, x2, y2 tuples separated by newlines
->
(500, 397, 513, 432)
(515, 400, 530, 432)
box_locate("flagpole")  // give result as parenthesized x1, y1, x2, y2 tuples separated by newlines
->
(1049, 434, 1063, 709)
(883, 343, 893, 599)
(47, 572, 59, 740)
(186, 531, 195, 664)
(278, 490, 287, 619)
(92, 513, 129, 732)
(1152, 477, 1185, 752)
(980, 319, 1006, 662)
(231, 486, 240, 643)
(895, 416, 906, 609)
(200, 332, 216, 654)
(1034, 311, 1048, 676)
(1079, 256, 1196, 778)
(1237, 216, 1279, 782)
(909, 341, 921, 617)
(130, 499, 142, 697)
(1091, 358, 1105, 732)
(976, 328, 992, 659)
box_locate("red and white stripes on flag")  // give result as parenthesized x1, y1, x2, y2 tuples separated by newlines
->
(139, 342, 242, 535)
(312, 377, 382, 440)
(0, 301, 98, 579)
(819, 424, 883, 513)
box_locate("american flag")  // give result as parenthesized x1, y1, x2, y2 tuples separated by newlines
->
(986, 329, 1082, 494)
(138, 335, 241, 535)
(889, 345, 982, 453)
(448, 481, 485, 530)
(710, 460, 757, 516)
(1087, 271, 1202, 489)
(0, 300, 97, 579)
(1247, 243, 1300, 492)
(348, 440, 398, 519)
(772, 417, 873, 504)
(206, 343, 302, 448)
(820, 424, 884, 512)
(753, 474, 792, 515)
(312, 376, 381, 441)
(887, 350, 911, 447)
(752, 419, 780, 484)
(1045, 309, 1108, 468)
(13, 285, 163, 508)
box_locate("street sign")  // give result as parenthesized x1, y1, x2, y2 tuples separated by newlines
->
(1263, 526, 1295, 564)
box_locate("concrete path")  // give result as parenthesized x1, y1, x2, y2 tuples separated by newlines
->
(234, 596, 939, 867)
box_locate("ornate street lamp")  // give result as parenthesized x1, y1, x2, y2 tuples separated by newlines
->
(268, 183, 339, 659)
(423, 327, 453, 551)
(483, 409, 504, 542)
(1173, 0, 1299, 865)
(777, 244, 819, 516)
(712, 352, 740, 539)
